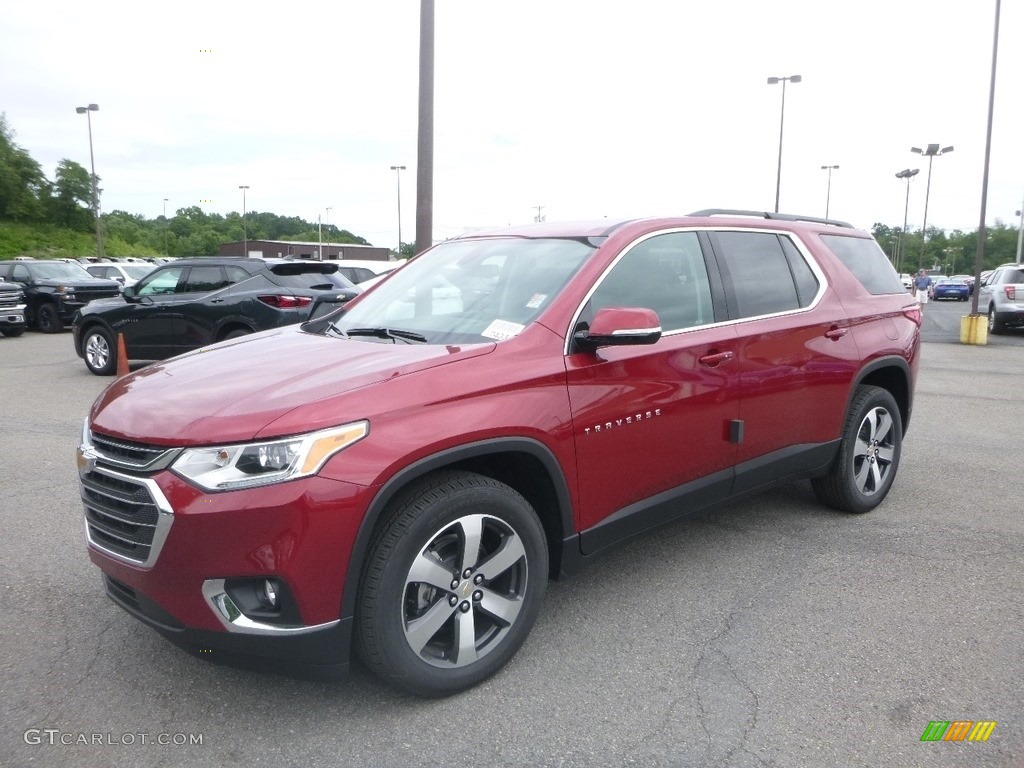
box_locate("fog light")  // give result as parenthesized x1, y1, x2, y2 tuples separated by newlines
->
(259, 579, 279, 610)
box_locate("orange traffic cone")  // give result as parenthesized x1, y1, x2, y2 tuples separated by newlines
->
(116, 333, 129, 378)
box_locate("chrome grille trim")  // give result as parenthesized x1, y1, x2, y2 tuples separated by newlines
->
(82, 465, 173, 569)
(90, 432, 181, 472)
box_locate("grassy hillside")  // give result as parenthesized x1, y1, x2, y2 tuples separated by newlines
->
(0, 222, 161, 260)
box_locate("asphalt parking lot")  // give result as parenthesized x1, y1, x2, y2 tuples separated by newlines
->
(1, 313, 1021, 768)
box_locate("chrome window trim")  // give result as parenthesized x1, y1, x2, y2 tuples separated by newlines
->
(82, 465, 174, 569)
(201, 579, 341, 636)
(563, 226, 831, 355)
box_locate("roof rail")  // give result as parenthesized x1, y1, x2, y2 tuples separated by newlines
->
(687, 209, 853, 229)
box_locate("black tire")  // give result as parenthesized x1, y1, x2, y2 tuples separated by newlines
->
(988, 306, 1006, 334)
(36, 303, 63, 333)
(1, 327, 25, 337)
(356, 470, 548, 697)
(82, 326, 117, 375)
(812, 385, 903, 514)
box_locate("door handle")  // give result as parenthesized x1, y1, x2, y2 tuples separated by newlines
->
(825, 325, 848, 340)
(210, 298, 225, 303)
(698, 350, 733, 367)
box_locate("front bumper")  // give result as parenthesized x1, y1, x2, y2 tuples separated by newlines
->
(0, 302, 26, 329)
(84, 466, 370, 678)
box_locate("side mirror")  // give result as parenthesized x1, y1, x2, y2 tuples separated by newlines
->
(573, 307, 662, 352)
(122, 285, 139, 302)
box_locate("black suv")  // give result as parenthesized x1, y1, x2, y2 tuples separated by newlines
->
(72, 257, 360, 375)
(0, 260, 121, 333)
(0, 279, 27, 337)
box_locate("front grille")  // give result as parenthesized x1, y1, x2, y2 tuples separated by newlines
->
(82, 468, 161, 563)
(76, 287, 120, 302)
(0, 291, 23, 308)
(91, 432, 179, 471)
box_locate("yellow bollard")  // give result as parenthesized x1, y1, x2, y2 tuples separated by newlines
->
(960, 314, 988, 346)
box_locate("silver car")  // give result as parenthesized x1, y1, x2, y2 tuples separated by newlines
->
(979, 263, 1024, 333)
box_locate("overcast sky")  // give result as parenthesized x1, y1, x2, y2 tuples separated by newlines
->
(2, 0, 1022, 250)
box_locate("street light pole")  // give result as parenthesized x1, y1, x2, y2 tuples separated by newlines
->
(910, 144, 954, 270)
(162, 198, 169, 256)
(325, 207, 332, 259)
(767, 75, 802, 213)
(238, 185, 249, 257)
(895, 169, 920, 273)
(318, 213, 323, 260)
(390, 165, 406, 258)
(75, 104, 104, 259)
(821, 164, 839, 219)
(1015, 196, 1023, 264)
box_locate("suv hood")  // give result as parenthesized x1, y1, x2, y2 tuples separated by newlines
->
(89, 327, 495, 445)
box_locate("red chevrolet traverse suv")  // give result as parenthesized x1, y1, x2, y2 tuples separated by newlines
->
(78, 210, 920, 696)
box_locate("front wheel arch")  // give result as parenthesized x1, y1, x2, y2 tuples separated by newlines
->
(339, 439, 574, 624)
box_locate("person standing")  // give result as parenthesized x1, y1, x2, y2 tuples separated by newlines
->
(913, 270, 932, 309)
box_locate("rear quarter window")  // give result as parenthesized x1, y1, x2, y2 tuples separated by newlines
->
(819, 235, 906, 295)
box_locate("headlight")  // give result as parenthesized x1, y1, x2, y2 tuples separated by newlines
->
(171, 421, 368, 491)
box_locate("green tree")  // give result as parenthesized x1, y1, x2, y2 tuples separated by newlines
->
(49, 159, 94, 230)
(0, 113, 48, 221)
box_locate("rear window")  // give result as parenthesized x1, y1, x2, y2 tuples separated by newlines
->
(271, 272, 354, 290)
(820, 235, 905, 295)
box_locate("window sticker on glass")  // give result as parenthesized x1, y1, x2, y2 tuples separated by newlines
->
(526, 293, 547, 309)
(481, 319, 525, 341)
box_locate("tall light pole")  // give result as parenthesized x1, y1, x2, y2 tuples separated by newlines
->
(910, 144, 954, 270)
(415, 0, 434, 256)
(317, 213, 323, 260)
(1015, 197, 1023, 265)
(390, 165, 406, 258)
(325, 206, 332, 259)
(238, 185, 249, 257)
(162, 198, 169, 256)
(895, 169, 920, 274)
(820, 164, 839, 219)
(767, 75, 802, 213)
(75, 104, 104, 258)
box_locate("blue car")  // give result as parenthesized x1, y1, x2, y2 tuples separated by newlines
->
(930, 278, 970, 301)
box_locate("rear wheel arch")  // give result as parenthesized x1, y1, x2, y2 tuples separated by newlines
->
(339, 439, 574, 622)
(850, 357, 912, 435)
(216, 322, 255, 341)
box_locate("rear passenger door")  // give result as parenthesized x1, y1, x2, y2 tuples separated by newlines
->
(707, 230, 859, 492)
(172, 265, 241, 352)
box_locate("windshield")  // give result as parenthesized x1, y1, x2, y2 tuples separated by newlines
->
(123, 265, 154, 280)
(29, 262, 93, 280)
(323, 237, 594, 344)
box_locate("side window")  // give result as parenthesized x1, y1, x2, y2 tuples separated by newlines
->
(714, 231, 800, 318)
(585, 231, 714, 332)
(137, 266, 185, 297)
(12, 265, 31, 282)
(224, 266, 252, 284)
(780, 236, 820, 307)
(183, 266, 229, 293)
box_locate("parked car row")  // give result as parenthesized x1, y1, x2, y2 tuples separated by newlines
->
(72, 257, 361, 374)
(0, 260, 121, 332)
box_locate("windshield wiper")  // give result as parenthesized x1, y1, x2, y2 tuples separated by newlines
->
(331, 326, 428, 344)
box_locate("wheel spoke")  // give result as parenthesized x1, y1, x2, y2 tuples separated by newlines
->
(872, 410, 893, 443)
(404, 597, 456, 654)
(853, 436, 871, 458)
(876, 445, 895, 464)
(477, 587, 523, 627)
(476, 534, 526, 581)
(453, 609, 477, 665)
(868, 460, 883, 492)
(854, 459, 871, 492)
(407, 552, 455, 592)
(458, 514, 484, 573)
